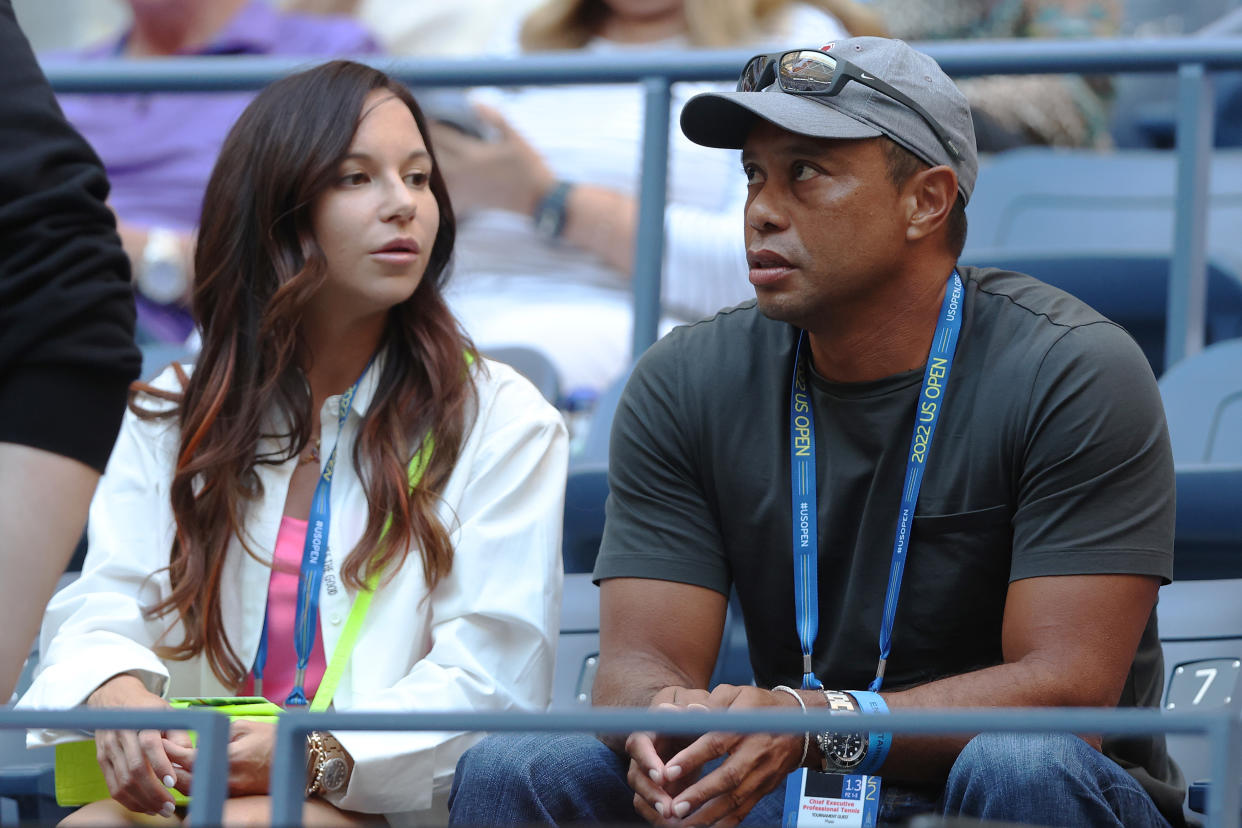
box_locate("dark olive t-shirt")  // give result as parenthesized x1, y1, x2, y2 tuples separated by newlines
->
(594, 266, 1185, 824)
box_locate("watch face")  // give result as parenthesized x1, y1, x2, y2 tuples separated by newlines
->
(321, 756, 349, 792)
(825, 731, 866, 769)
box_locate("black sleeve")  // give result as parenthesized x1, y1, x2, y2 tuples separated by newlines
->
(1010, 321, 1175, 582)
(592, 334, 731, 595)
(0, 0, 141, 472)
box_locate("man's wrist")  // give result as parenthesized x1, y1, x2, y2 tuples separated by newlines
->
(848, 690, 892, 774)
(813, 689, 867, 773)
(770, 685, 810, 767)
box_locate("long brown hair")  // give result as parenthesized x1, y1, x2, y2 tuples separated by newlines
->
(134, 61, 476, 689)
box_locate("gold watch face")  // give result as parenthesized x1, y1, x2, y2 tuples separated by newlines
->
(321, 756, 349, 792)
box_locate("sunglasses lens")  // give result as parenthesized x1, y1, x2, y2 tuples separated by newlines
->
(738, 56, 771, 92)
(779, 50, 839, 93)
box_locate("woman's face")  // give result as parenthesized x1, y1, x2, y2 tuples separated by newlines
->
(309, 89, 441, 321)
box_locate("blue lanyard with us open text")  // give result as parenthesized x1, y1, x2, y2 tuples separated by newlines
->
(253, 359, 373, 708)
(782, 271, 963, 828)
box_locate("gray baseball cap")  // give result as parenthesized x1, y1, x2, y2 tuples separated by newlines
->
(680, 37, 978, 203)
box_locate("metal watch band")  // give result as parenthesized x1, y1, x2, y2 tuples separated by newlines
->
(306, 730, 350, 796)
(816, 689, 867, 773)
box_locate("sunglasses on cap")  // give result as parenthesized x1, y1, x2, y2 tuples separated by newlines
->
(737, 49, 963, 162)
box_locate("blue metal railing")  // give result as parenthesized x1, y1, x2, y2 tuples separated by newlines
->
(3, 705, 1236, 825)
(0, 709, 231, 825)
(40, 35, 1242, 369)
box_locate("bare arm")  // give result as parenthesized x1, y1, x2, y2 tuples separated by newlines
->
(874, 572, 1159, 779)
(428, 109, 639, 275)
(660, 572, 1160, 823)
(0, 444, 98, 701)
(593, 577, 728, 747)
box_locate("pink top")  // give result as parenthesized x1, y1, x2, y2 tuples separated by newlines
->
(241, 515, 327, 706)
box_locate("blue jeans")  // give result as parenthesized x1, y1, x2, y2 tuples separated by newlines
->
(448, 731, 1173, 827)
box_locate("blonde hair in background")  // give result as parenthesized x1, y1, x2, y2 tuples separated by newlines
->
(520, 0, 805, 51)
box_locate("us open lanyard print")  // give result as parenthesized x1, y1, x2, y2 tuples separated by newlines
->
(784, 271, 963, 827)
(253, 363, 371, 707)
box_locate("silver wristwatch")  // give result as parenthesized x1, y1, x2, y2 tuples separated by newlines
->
(137, 227, 189, 304)
(816, 690, 867, 773)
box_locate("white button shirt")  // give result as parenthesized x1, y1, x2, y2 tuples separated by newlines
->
(20, 357, 568, 825)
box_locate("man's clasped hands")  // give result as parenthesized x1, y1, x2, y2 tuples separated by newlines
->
(624, 684, 807, 827)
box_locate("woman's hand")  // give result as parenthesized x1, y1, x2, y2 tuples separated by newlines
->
(225, 718, 276, 796)
(86, 672, 189, 817)
(427, 104, 557, 217)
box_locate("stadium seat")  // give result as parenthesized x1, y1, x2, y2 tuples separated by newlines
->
(1159, 338, 1242, 463)
(1157, 340, 1242, 818)
(562, 463, 609, 576)
(962, 148, 1242, 374)
(483, 345, 561, 406)
(552, 464, 753, 708)
(964, 148, 1242, 258)
(574, 363, 634, 468)
(956, 250, 1242, 375)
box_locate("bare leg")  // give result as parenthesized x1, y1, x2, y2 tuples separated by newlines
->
(59, 798, 180, 826)
(0, 443, 99, 700)
(184, 796, 382, 827)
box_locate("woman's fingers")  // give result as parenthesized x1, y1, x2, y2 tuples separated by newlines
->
(105, 728, 177, 816)
(163, 734, 195, 771)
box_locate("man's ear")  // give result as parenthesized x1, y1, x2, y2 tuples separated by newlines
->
(904, 165, 958, 243)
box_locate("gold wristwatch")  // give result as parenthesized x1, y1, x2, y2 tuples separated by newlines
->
(306, 731, 351, 797)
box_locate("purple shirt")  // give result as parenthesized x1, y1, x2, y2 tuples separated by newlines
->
(54, 1, 379, 341)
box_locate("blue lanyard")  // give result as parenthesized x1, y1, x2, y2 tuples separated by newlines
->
(789, 271, 963, 693)
(253, 364, 370, 707)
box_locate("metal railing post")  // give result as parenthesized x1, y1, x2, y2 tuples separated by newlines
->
(1206, 712, 1241, 828)
(186, 711, 232, 826)
(631, 76, 673, 360)
(270, 711, 309, 827)
(1166, 62, 1215, 371)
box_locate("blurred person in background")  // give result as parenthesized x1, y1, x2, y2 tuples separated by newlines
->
(282, 0, 546, 56)
(424, 0, 884, 398)
(53, 0, 378, 348)
(867, 0, 1121, 149)
(19, 59, 566, 826)
(0, 0, 141, 702)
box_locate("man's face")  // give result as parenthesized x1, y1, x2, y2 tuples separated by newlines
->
(741, 122, 909, 329)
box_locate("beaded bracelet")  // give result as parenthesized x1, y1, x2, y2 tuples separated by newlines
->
(771, 684, 810, 767)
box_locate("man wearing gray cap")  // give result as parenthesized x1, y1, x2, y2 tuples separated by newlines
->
(449, 37, 1182, 827)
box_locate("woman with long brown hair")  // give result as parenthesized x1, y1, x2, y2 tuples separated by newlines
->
(20, 60, 567, 826)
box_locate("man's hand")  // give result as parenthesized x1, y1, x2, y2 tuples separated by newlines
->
(225, 719, 276, 796)
(427, 105, 557, 217)
(625, 687, 712, 821)
(629, 684, 805, 827)
(86, 673, 187, 817)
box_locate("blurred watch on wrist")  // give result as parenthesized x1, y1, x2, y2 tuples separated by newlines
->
(533, 181, 573, 240)
(137, 227, 189, 304)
